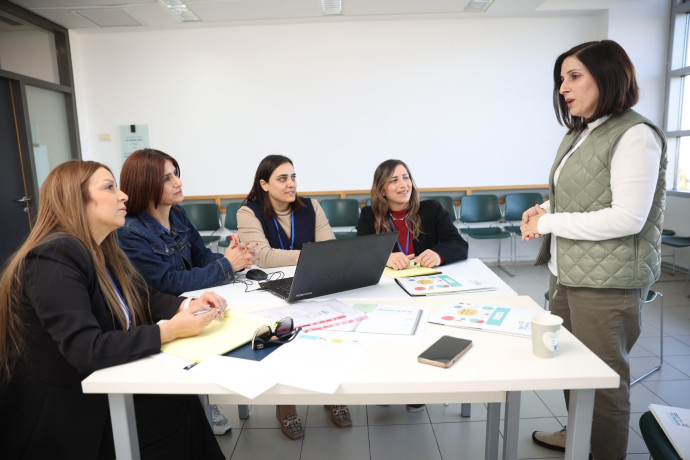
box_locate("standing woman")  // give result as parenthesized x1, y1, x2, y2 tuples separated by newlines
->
(237, 154, 350, 440)
(357, 159, 468, 270)
(522, 40, 666, 460)
(117, 148, 256, 435)
(0, 160, 226, 459)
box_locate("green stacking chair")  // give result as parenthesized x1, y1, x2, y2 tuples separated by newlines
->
(639, 410, 682, 460)
(423, 195, 457, 221)
(218, 202, 243, 249)
(181, 203, 222, 247)
(320, 199, 360, 239)
(459, 194, 512, 275)
(503, 192, 544, 273)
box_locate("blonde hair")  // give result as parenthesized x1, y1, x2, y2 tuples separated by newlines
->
(370, 159, 422, 240)
(0, 160, 149, 380)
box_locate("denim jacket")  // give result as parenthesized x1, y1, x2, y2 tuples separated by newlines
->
(117, 207, 234, 295)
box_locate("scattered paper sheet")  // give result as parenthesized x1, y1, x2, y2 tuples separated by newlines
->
(190, 355, 277, 400)
(259, 334, 362, 394)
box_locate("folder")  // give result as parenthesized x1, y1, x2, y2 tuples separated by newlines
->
(161, 309, 273, 362)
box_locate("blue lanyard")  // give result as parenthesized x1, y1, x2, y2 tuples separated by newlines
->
(273, 214, 295, 250)
(106, 269, 132, 330)
(388, 215, 410, 255)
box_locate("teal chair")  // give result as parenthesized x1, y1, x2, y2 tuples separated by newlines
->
(320, 199, 360, 239)
(218, 202, 243, 249)
(639, 410, 681, 460)
(181, 203, 222, 246)
(459, 194, 512, 275)
(423, 195, 457, 221)
(503, 193, 544, 272)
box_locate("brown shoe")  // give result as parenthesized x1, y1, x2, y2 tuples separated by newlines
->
(324, 405, 352, 428)
(276, 405, 304, 440)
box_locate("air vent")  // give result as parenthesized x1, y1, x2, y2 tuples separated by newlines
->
(321, 0, 342, 16)
(464, 0, 495, 13)
(74, 8, 141, 27)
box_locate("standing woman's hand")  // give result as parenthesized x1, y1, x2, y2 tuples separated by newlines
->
(386, 252, 415, 270)
(521, 204, 546, 240)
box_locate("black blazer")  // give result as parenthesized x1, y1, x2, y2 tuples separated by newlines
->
(356, 200, 468, 265)
(0, 235, 182, 459)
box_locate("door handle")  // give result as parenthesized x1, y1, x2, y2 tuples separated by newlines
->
(16, 196, 31, 203)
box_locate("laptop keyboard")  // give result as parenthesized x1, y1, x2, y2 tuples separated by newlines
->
(260, 277, 293, 299)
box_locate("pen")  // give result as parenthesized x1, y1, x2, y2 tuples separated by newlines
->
(183, 362, 198, 370)
(193, 309, 213, 316)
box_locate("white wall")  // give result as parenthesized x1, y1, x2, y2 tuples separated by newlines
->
(69, 15, 608, 195)
(68, 0, 680, 264)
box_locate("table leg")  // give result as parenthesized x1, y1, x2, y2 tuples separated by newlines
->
(502, 391, 521, 460)
(565, 389, 595, 460)
(485, 402, 501, 460)
(108, 393, 140, 460)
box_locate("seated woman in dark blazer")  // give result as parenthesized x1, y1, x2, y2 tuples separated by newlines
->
(357, 159, 468, 270)
(0, 160, 226, 460)
(357, 159, 468, 413)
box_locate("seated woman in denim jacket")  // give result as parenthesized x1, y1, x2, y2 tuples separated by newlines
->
(117, 149, 256, 296)
(117, 148, 257, 436)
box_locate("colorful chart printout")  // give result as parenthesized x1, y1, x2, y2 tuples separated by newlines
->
(429, 301, 538, 337)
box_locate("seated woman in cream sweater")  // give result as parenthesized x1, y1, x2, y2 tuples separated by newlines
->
(237, 154, 349, 440)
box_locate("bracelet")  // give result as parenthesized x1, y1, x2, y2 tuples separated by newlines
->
(181, 297, 198, 311)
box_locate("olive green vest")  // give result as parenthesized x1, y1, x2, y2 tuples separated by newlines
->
(535, 109, 667, 288)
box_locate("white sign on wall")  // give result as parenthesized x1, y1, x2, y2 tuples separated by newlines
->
(119, 124, 149, 163)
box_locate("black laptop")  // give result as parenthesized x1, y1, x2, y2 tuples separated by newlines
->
(259, 232, 398, 302)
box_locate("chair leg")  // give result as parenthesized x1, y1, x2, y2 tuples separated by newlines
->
(496, 239, 515, 277)
(631, 292, 663, 386)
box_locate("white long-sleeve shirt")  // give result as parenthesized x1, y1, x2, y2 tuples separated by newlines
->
(537, 116, 663, 276)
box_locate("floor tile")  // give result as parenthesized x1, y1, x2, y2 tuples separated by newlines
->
(642, 379, 690, 407)
(231, 428, 303, 460)
(300, 426, 370, 460)
(434, 419, 494, 459)
(369, 424, 441, 460)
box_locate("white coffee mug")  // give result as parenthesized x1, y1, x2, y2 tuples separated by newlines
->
(531, 313, 563, 359)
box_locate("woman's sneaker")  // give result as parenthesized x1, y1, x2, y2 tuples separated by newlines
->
(531, 427, 566, 451)
(211, 404, 232, 435)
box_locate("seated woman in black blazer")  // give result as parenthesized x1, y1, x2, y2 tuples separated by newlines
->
(357, 159, 468, 413)
(0, 160, 226, 459)
(357, 159, 468, 270)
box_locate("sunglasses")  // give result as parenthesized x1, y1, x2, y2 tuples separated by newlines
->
(252, 317, 302, 350)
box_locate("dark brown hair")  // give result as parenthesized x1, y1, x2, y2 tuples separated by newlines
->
(553, 40, 639, 132)
(120, 149, 181, 216)
(0, 160, 149, 380)
(370, 159, 422, 240)
(243, 155, 304, 218)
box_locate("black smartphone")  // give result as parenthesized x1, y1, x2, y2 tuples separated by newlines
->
(417, 335, 473, 368)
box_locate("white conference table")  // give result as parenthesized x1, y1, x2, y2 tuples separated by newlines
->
(82, 259, 619, 460)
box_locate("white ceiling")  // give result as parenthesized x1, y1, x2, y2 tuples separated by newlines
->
(5, 0, 595, 31)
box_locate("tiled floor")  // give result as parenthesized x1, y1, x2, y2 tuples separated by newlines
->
(213, 263, 690, 460)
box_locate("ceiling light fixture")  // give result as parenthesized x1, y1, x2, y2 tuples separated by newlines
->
(321, 0, 342, 16)
(464, 0, 495, 13)
(158, 0, 200, 22)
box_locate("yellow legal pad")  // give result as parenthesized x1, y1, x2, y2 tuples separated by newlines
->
(160, 309, 273, 362)
(383, 263, 441, 279)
